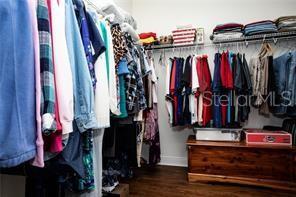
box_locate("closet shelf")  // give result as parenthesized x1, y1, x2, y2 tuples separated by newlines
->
(145, 31, 296, 50)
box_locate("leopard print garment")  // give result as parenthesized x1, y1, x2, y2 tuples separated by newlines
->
(111, 24, 128, 66)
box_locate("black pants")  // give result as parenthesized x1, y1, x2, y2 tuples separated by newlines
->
(25, 165, 65, 197)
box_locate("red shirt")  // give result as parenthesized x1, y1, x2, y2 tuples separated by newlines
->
(220, 52, 233, 89)
(196, 56, 212, 126)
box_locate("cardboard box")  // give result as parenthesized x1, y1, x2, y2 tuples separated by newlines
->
(194, 128, 242, 142)
(245, 129, 292, 146)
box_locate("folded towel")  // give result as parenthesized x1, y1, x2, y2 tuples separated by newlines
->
(212, 32, 243, 41)
(245, 20, 275, 27)
(213, 23, 244, 32)
(140, 37, 156, 44)
(275, 16, 296, 24)
(139, 32, 157, 39)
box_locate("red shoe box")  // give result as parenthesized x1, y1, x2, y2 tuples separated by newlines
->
(244, 129, 292, 146)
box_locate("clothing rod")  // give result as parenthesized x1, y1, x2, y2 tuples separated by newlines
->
(84, 0, 100, 12)
(145, 32, 296, 51)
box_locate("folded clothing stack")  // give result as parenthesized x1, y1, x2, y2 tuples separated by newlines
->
(244, 20, 278, 36)
(275, 16, 296, 32)
(211, 23, 244, 41)
(139, 32, 157, 45)
(172, 28, 196, 46)
(159, 35, 173, 45)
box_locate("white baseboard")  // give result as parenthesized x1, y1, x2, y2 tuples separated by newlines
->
(158, 155, 188, 167)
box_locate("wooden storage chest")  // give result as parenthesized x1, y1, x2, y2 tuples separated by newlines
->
(187, 135, 296, 191)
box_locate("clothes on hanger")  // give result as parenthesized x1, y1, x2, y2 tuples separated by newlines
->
(166, 50, 253, 128)
(249, 43, 273, 115)
(165, 44, 296, 129)
(270, 51, 296, 116)
(166, 55, 213, 127)
(196, 55, 212, 127)
(1, 0, 160, 196)
(0, 0, 37, 168)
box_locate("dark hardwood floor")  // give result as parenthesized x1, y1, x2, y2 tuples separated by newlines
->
(123, 165, 295, 197)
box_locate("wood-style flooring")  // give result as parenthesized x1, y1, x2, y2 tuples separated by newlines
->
(123, 165, 295, 197)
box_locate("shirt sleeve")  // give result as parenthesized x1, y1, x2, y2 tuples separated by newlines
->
(192, 55, 199, 92)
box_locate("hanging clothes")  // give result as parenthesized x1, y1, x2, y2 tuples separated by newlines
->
(63, 0, 99, 191)
(196, 55, 212, 127)
(88, 10, 110, 129)
(43, 0, 64, 156)
(235, 54, 252, 123)
(166, 50, 253, 128)
(38, 0, 56, 135)
(0, 0, 37, 168)
(212, 53, 222, 128)
(190, 55, 200, 125)
(73, 0, 97, 89)
(144, 104, 161, 165)
(180, 56, 192, 125)
(220, 52, 233, 127)
(165, 59, 174, 124)
(249, 43, 273, 115)
(30, 0, 43, 168)
(99, 20, 121, 116)
(49, 0, 74, 135)
(1, 1, 158, 195)
(271, 51, 296, 116)
(212, 51, 252, 127)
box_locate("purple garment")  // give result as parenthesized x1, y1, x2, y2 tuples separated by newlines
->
(144, 104, 158, 141)
(144, 104, 160, 165)
(74, 0, 96, 88)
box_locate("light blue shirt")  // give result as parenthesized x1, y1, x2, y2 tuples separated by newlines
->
(65, 0, 97, 132)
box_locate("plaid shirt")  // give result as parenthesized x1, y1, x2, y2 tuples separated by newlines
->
(37, 0, 56, 133)
(125, 47, 147, 111)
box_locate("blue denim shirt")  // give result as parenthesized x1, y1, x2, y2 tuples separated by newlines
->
(0, 0, 36, 167)
(212, 53, 222, 128)
(272, 51, 296, 116)
(65, 0, 97, 132)
(73, 0, 97, 89)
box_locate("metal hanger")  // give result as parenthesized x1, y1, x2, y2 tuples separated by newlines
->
(245, 39, 249, 48)
(172, 47, 175, 57)
(236, 42, 241, 54)
(273, 37, 278, 45)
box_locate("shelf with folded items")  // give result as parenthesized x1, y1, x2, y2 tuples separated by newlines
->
(212, 30, 296, 44)
(145, 31, 296, 50)
(144, 42, 199, 50)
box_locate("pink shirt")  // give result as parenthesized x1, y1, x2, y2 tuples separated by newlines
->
(48, 0, 74, 135)
(45, 0, 63, 153)
(30, 0, 44, 168)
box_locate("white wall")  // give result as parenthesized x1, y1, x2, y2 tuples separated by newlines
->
(89, 0, 133, 13)
(132, 0, 296, 166)
(132, 0, 296, 40)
